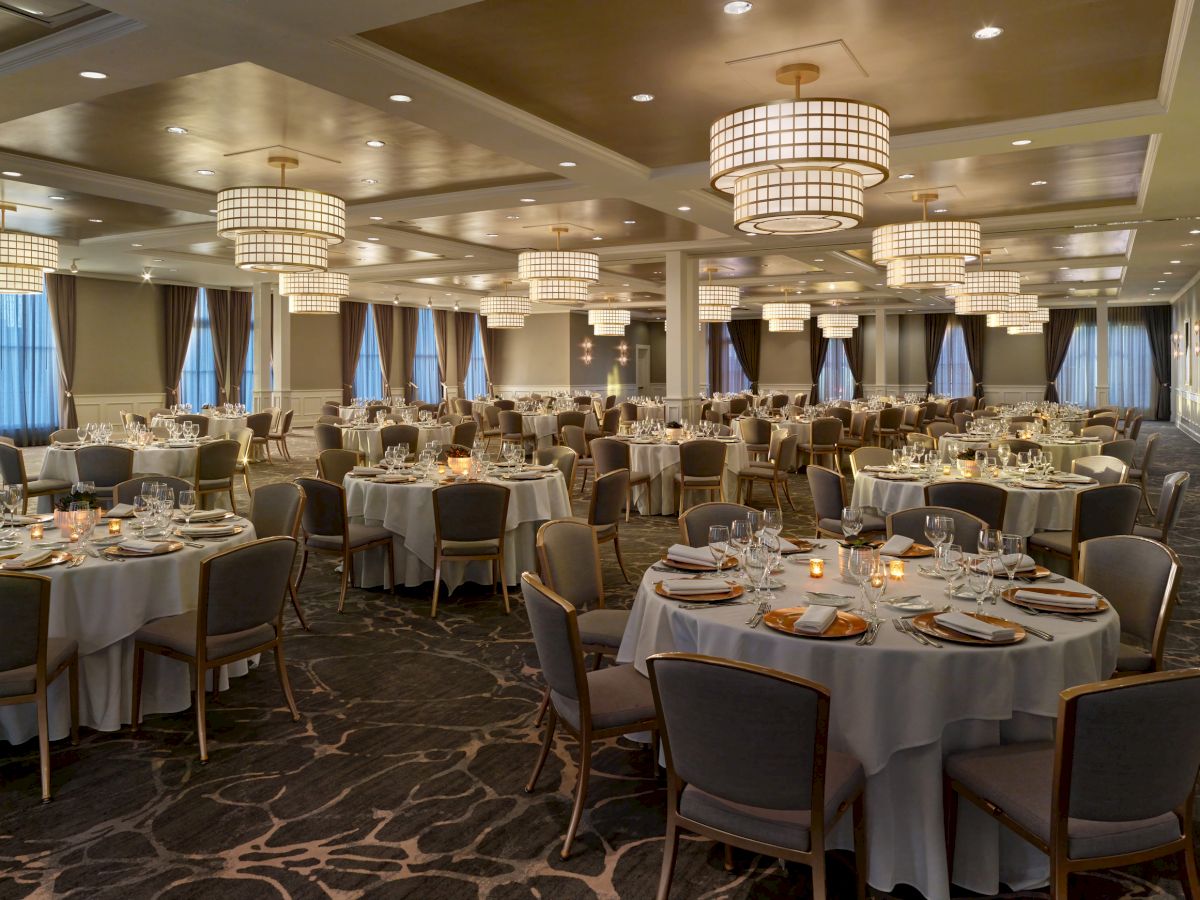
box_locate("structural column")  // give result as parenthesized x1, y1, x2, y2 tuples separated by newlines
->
(664, 250, 700, 421)
(1095, 298, 1109, 407)
(253, 278, 290, 416)
(870, 308, 887, 397)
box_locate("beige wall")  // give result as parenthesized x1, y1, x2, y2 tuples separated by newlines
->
(759, 326, 811, 386)
(493, 312, 572, 386)
(75, 277, 164, 396)
(289, 313, 342, 393)
(983, 328, 1046, 386)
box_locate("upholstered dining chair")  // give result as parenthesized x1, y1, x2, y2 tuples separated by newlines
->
(431, 482, 511, 617)
(677, 501, 755, 547)
(898, 404, 926, 440)
(131, 537, 301, 763)
(825, 405, 852, 430)
(567, 468, 630, 582)
(672, 439, 726, 513)
(590, 437, 651, 520)
(906, 433, 936, 452)
(193, 439, 242, 513)
(175, 414, 209, 437)
(556, 410, 586, 441)
(736, 433, 798, 512)
(620, 401, 639, 422)
(0, 572, 78, 801)
(808, 466, 848, 539)
(498, 409, 527, 454)
(925, 421, 957, 445)
(494, 399, 516, 411)
(924, 481, 1008, 531)
(244, 411, 273, 463)
(1099, 439, 1136, 467)
(295, 476, 394, 612)
(849, 446, 892, 478)
(48, 428, 78, 444)
(560, 425, 594, 494)
(452, 420, 477, 447)
(377, 423, 418, 456)
(453, 398, 474, 417)
(1071, 455, 1128, 485)
(1078, 535, 1179, 675)
(535, 445, 577, 490)
(836, 413, 876, 462)
(1117, 406, 1137, 436)
(799, 417, 841, 471)
(944, 669, 1200, 900)
(250, 481, 308, 631)
(887, 506, 986, 553)
(738, 416, 772, 460)
(321, 403, 340, 417)
(267, 409, 294, 461)
(875, 406, 904, 449)
(314, 422, 343, 454)
(316, 415, 344, 427)
(1085, 414, 1118, 430)
(0, 442, 71, 513)
(121, 411, 146, 430)
(74, 445, 134, 507)
(1134, 471, 1189, 544)
(521, 572, 658, 860)
(1028, 483, 1142, 577)
(113, 475, 191, 506)
(601, 406, 621, 437)
(1127, 414, 1144, 441)
(1000, 438, 1041, 455)
(1080, 424, 1116, 442)
(648, 652, 867, 900)
(1129, 432, 1160, 515)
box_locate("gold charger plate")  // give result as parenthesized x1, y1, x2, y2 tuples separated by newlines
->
(868, 540, 935, 559)
(971, 563, 1054, 580)
(175, 525, 245, 539)
(911, 611, 1026, 645)
(654, 581, 744, 603)
(104, 541, 185, 558)
(1001, 587, 1109, 616)
(780, 536, 815, 554)
(0, 550, 71, 570)
(762, 607, 868, 639)
(1016, 480, 1063, 490)
(660, 554, 738, 572)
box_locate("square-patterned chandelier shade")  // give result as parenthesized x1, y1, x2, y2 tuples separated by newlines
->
(1005, 294, 1039, 312)
(0, 264, 46, 294)
(731, 168, 864, 234)
(761, 301, 812, 321)
(768, 318, 805, 332)
(1007, 323, 1043, 335)
(216, 187, 345, 243)
(587, 308, 631, 326)
(480, 295, 532, 317)
(699, 304, 732, 323)
(954, 295, 1012, 316)
(698, 284, 740, 307)
(288, 297, 341, 315)
(986, 304, 1049, 328)
(817, 312, 858, 329)
(593, 323, 626, 336)
(517, 250, 599, 282)
(871, 220, 981, 262)
(0, 231, 59, 293)
(821, 326, 855, 338)
(279, 271, 349, 298)
(234, 232, 329, 272)
(530, 279, 590, 305)
(485, 312, 526, 329)
(885, 257, 966, 289)
(946, 269, 1021, 298)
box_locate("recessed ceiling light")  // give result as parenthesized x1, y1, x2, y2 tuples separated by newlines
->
(485, 233, 499, 237)
(152, 258, 163, 262)
(592, 235, 603, 240)
(504, 215, 520, 220)
(677, 205, 691, 211)
(933, 208, 948, 213)
(558, 161, 577, 167)
(724, 1, 752, 13)
(365, 140, 385, 148)
(87, 218, 103, 223)
(1030, 180, 1047, 186)
(520, 198, 536, 203)
(131, 243, 143, 247)
(973, 25, 1004, 39)
(897, 173, 915, 179)
(623, 283, 630, 286)
(79, 71, 106, 79)
(389, 94, 412, 102)
(1170, 259, 1182, 264)
(1157, 280, 1166, 283)
(195, 169, 215, 176)
(165, 126, 188, 135)
(1191, 229, 1200, 235)
(369, 215, 383, 221)
(1, 171, 20, 177)
(464, 254, 474, 258)
(623, 219, 636, 225)
(367, 237, 380, 242)
(1011, 139, 1032, 146)
(631, 93, 654, 102)
(1164, 271, 1174, 274)
(814, 258, 824, 262)
(1053, 245, 1065, 250)
(49, 195, 65, 200)
(361, 178, 378, 184)
(208, 208, 217, 213)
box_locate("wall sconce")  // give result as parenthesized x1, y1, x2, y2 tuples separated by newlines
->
(581, 337, 593, 366)
(1172, 331, 1185, 358)
(617, 341, 628, 366)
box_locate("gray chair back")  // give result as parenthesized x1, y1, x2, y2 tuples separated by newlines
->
(1154, 471, 1190, 536)
(245, 411, 272, 440)
(494, 399, 515, 411)
(924, 481, 1007, 530)
(0, 572, 49, 676)
(535, 445, 577, 486)
(620, 402, 639, 422)
(849, 447, 892, 477)
(678, 502, 754, 547)
(114, 475, 191, 506)
(317, 448, 360, 485)
(1138, 431, 1160, 473)
(770, 393, 788, 409)
(1001, 438, 1041, 454)
(1079, 535, 1179, 658)
(537, 519, 603, 611)
(75, 445, 134, 488)
(454, 398, 474, 417)
(452, 421, 478, 447)
(1085, 415, 1117, 429)
(809, 416, 841, 445)
(175, 414, 209, 437)
(827, 406, 852, 429)
(321, 403, 340, 416)
(806, 466, 844, 522)
(560, 425, 589, 459)
(250, 482, 305, 539)
(202, 537, 297, 636)
(316, 415, 344, 426)
(679, 439, 725, 479)
(926, 421, 956, 443)
(522, 573, 585, 702)
(888, 505, 986, 553)
(556, 411, 586, 432)
(49, 429, 78, 443)
(1080, 425, 1116, 442)
(195, 440, 240, 481)
(648, 653, 828, 813)
(602, 407, 621, 435)
(0, 443, 28, 486)
(952, 412, 972, 431)
(1072, 455, 1128, 485)
(1128, 415, 1144, 440)
(1101, 439, 1137, 466)
(792, 392, 808, 408)
(498, 410, 524, 436)
(727, 397, 749, 417)
(738, 417, 771, 445)
(589, 437, 628, 475)
(877, 407, 904, 431)
(275, 409, 294, 436)
(434, 482, 509, 543)
(296, 476, 345, 539)
(314, 422, 343, 452)
(590, 469, 628, 527)
(1075, 484, 1142, 543)
(380, 424, 419, 453)
(484, 405, 501, 428)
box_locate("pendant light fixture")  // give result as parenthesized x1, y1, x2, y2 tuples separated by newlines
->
(698, 266, 738, 323)
(529, 278, 589, 306)
(217, 155, 346, 272)
(280, 271, 349, 315)
(0, 203, 58, 294)
(481, 281, 532, 329)
(872, 192, 979, 288)
(818, 308, 858, 339)
(518, 226, 598, 303)
(985, 295, 1041, 327)
(760, 287, 811, 332)
(710, 63, 890, 234)
(588, 296, 630, 336)
(949, 250, 1021, 315)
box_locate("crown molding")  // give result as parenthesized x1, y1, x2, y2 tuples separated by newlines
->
(0, 12, 143, 77)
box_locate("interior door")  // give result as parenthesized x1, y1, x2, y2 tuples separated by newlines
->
(636, 345, 650, 393)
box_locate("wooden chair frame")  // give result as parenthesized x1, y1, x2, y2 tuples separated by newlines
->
(430, 483, 510, 617)
(296, 478, 394, 613)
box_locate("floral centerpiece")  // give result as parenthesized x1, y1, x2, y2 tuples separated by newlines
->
(53, 487, 98, 532)
(664, 420, 684, 442)
(443, 444, 472, 476)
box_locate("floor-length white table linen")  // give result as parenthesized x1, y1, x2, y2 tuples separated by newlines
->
(936, 435, 1102, 471)
(0, 524, 258, 745)
(201, 414, 247, 439)
(521, 412, 600, 447)
(38, 445, 204, 511)
(618, 546, 1119, 900)
(623, 438, 748, 515)
(343, 472, 572, 590)
(631, 404, 666, 421)
(339, 424, 453, 463)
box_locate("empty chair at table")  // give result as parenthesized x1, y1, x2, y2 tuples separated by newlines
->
(887, 505, 986, 553)
(907, 433, 936, 452)
(849, 446, 892, 478)
(738, 417, 771, 460)
(1117, 406, 1138, 436)
(0, 442, 71, 513)
(560, 425, 594, 494)
(317, 448, 361, 485)
(1072, 455, 1128, 485)
(619, 401, 639, 423)
(430, 482, 511, 617)
(321, 403, 340, 417)
(649, 652, 867, 900)
(1129, 432, 1160, 515)
(74, 445, 134, 507)
(1134, 471, 1189, 545)
(556, 411, 586, 441)
(770, 393, 789, 410)
(799, 417, 841, 471)
(1101, 438, 1136, 467)
(267, 409, 295, 461)
(498, 410, 528, 454)
(477, 406, 503, 449)
(250, 482, 308, 631)
(565, 469, 630, 582)
(451, 420, 477, 448)
(175, 414, 209, 437)
(1127, 414, 1144, 441)
(825, 406, 852, 430)
(193, 439, 242, 513)
(453, 398, 474, 417)
(535, 445, 577, 490)
(0, 572, 78, 801)
(1000, 438, 1041, 455)
(736, 433, 798, 512)
(1079, 535, 1179, 675)
(494, 399, 515, 411)
(113, 474, 191, 506)
(295, 477, 394, 613)
(898, 404, 925, 440)
(245, 411, 273, 463)
(925, 421, 956, 445)
(808, 466, 848, 539)
(600, 406, 621, 437)
(521, 573, 658, 859)
(316, 414, 344, 427)
(1028, 483, 1142, 577)
(876, 406, 904, 449)
(677, 501, 755, 547)
(49, 428, 78, 444)
(924, 481, 1007, 530)
(837, 413, 876, 461)
(120, 411, 146, 430)
(1085, 414, 1118, 430)
(379, 423, 419, 457)
(673, 439, 726, 513)
(314, 422, 343, 454)
(951, 412, 973, 432)
(944, 669, 1200, 900)
(591, 438, 650, 521)
(131, 537, 302, 763)
(1080, 424, 1116, 442)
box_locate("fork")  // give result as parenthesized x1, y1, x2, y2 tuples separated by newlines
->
(1011, 603, 1085, 623)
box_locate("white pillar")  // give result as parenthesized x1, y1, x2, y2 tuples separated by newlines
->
(1095, 298, 1109, 408)
(257, 279, 292, 415)
(871, 308, 887, 397)
(664, 251, 700, 421)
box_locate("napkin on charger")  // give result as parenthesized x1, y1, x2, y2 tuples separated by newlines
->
(975, 553, 1036, 574)
(119, 538, 173, 554)
(666, 543, 721, 566)
(177, 523, 239, 537)
(172, 508, 226, 522)
(879, 535, 914, 556)
(661, 578, 729, 595)
(1014, 589, 1099, 609)
(106, 503, 135, 518)
(4, 548, 54, 569)
(794, 605, 838, 634)
(934, 610, 1015, 641)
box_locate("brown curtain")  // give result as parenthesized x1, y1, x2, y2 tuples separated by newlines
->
(227, 290, 252, 405)
(706, 323, 724, 394)
(161, 284, 198, 405)
(960, 315, 986, 400)
(1043, 308, 1077, 402)
(44, 273, 78, 427)
(843, 331, 865, 399)
(809, 317, 829, 403)
(923, 312, 950, 395)
(340, 301, 368, 403)
(399, 305, 419, 401)
(725, 319, 761, 392)
(433, 309, 449, 400)
(207, 288, 232, 404)
(453, 310, 475, 397)
(1143, 305, 1172, 420)
(479, 315, 497, 394)
(373, 303, 396, 398)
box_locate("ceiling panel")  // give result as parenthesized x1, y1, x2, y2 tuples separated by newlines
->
(0, 2, 104, 54)
(1022, 266, 1125, 284)
(983, 229, 1134, 262)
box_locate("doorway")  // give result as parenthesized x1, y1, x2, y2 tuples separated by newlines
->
(635, 344, 651, 394)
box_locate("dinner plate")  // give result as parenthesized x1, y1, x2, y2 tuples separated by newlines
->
(869, 540, 935, 559)
(762, 607, 868, 639)
(104, 541, 185, 558)
(654, 580, 743, 603)
(1015, 480, 1063, 490)
(0, 550, 71, 570)
(660, 554, 738, 572)
(886, 597, 934, 612)
(911, 611, 1026, 645)
(970, 562, 1053, 579)
(1001, 587, 1109, 615)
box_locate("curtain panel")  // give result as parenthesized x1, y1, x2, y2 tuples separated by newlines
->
(923, 312, 950, 395)
(44, 273, 78, 428)
(1143, 305, 1173, 420)
(372, 303, 396, 398)
(399, 306, 419, 402)
(339, 301, 368, 404)
(206, 288, 232, 404)
(725, 320, 761, 392)
(479, 315, 497, 394)
(433, 309, 449, 400)
(844, 330, 865, 399)
(453, 311, 475, 397)
(226, 291, 252, 405)
(959, 315, 986, 400)
(161, 284, 198, 405)
(809, 317, 829, 403)
(706, 323, 724, 394)
(1043, 308, 1077, 402)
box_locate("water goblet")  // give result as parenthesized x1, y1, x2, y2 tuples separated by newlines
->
(179, 490, 196, 528)
(708, 525, 730, 571)
(1000, 533, 1024, 594)
(841, 506, 863, 541)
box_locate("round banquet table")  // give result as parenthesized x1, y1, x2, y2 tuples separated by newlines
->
(936, 434, 1102, 471)
(631, 403, 666, 421)
(617, 545, 1120, 900)
(622, 437, 748, 515)
(521, 412, 600, 447)
(37, 443, 203, 510)
(343, 470, 572, 591)
(200, 413, 247, 439)
(0, 520, 258, 745)
(339, 423, 453, 463)
(851, 472, 1087, 537)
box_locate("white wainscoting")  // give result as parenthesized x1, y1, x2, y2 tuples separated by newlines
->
(491, 383, 666, 399)
(74, 393, 166, 425)
(896, 384, 1048, 407)
(1173, 387, 1200, 444)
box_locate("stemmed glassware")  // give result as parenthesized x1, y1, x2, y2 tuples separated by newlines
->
(841, 506, 863, 541)
(937, 543, 964, 596)
(730, 518, 751, 585)
(864, 556, 886, 621)
(924, 513, 948, 551)
(708, 525, 730, 571)
(179, 490, 196, 528)
(964, 557, 993, 616)
(743, 544, 769, 611)
(847, 545, 876, 611)
(1000, 533, 1024, 595)
(977, 527, 1003, 605)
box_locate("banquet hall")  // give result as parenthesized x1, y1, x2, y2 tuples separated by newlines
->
(2, 1, 1200, 898)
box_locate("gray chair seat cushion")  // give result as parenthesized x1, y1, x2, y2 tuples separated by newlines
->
(1115, 641, 1155, 673)
(945, 741, 1181, 860)
(25, 478, 71, 494)
(441, 538, 501, 557)
(135, 612, 275, 661)
(1132, 524, 1163, 539)
(674, 474, 722, 486)
(1029, 531, 1072, 554)
(551, 663, 654, 731)
(741, 463, 781, 478)
(745, 443, 770, 454)
(564, 516, 616, 539)
(198, 477, 233, 490)
(306, 522, 392, 551)
(678, 750, 864, 852)
(577, 608, 630, 649)
(0, 638, 76, 698)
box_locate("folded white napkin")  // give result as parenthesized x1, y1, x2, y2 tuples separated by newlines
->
(173, 508, 226, 522)
(777, 537, 803, 554)
(11, 514, 44, 525)
(976, 554, 1036, 574)
(862, 465, 895, 472)
(934, 611, 1015, 641)
(507, 471, 545, 480)
(661, 578, 728, 595)
(106, 503, 135, 519)
(879, 535, 914, 556)
(177, 523, 238, 536)
(1014, 589, 1099, 609)
(352, 466, 385, 476)
(1051, 473, 1092, 483)
(794, 606, 838, 634)
(666, 544, 720, 566)
(5, 548, 54, 569)
(376, 474, 413, 483)
(120, 538, 171, 554)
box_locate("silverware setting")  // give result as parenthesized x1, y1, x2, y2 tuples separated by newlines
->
(679, 600, 750, 610)
(894, 617, 942, 648)
(1003, 600, 1086, 623)
(856, 620, 880, 645)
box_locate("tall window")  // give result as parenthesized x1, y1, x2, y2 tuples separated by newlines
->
(463, 315, 488, 398)
(354, 304, 383, 398)
(934, 319, 972, 396)
(240, 304, 254, 407)
(0, 293, 59, 445)
(714, 325, 751, 392)
(413, 306, 441, 403)
(818, 339, 854, 401)
(1108, 306, 1153, 413)
(1056, 309, 1097, 407)
(180, 289, 217, 409)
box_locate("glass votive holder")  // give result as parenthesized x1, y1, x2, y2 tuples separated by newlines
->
(888, 559, 905, 581)
(108, 519, 122, 535)
(809, 558, 825, 578)
(29, 523, 44, 541)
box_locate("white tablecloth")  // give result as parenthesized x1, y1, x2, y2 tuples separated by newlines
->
(624, 439, 748, 515)
(0, 523, 258, 745)
(630, 404, 666, 421)
(520, 412, 600, 447)
(851, 473, 1084, 537)
(618, 545, 1119, 899)
(202, 415, 247, 439)
(343, 472, 572, 591)
(938, 435, 1102, 471)
(38, 445, 201, 511)
(339, 424, 453, 463)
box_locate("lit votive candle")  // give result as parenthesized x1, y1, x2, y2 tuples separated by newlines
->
(29, 523, 43, 541)
(942, 464, 952, 476)
(888, 559, 905, 581)
(108, 518, 122, 535)
(809, 558, 825, 578)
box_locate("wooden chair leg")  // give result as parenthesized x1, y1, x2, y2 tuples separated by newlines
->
(287, 580, 309, 631)
(562, 738, 592, 859)
(724, 843, 735, 871)
(783, 477, 796, 511)
(525, 706, 557, 793)
(195, 663, 209, 762)
(273, 643, 301, 721)
(68, 655, 79, 746)
(430, 552, 443, 617)
(228, 487, 238, 515)
(1180, 844, 1200, 900)
(611, 534, 630, 583)
(296, 550, 310, 590)
(131, 645, 146, 732)
(498, 554, 511, 613)
(385, 541, 395, 593)
(769, 480, 781, 513)
(534, 688, 551, 726)
(656, 816, 680, 900)
(336, 551, 351, 613)
(36, 687, 51, 802)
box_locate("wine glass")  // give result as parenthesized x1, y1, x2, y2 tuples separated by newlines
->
(763, 507, 782, 542)
(179, 490, 196, 527)
(743, 543, 767, 608)
(964, 557, 993, 616)
(938, 543, 964, 596)
(730, 518, 752, 584)
(847, 546, 875, 609)
(841, 506, 863, 541)
(924, 513, 948, 550)
(864, 557, 887, 621)
(997, 443, 1012, 469)
(708, 525, 730, 571)
(1000, 533, 1024, 595)
(132, 495, 152, 537)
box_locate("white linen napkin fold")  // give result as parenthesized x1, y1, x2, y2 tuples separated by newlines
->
(879, 535, 914, 556)
(120, 538, 171, 554)
(5, 548, 54, 569)
(508, 470, 545, 480)
(106, 503, 135, 518)
(776, 537, 802, 553)
(177, 523, 238, 536)
(352, 466, 385, 476)
(173, 508, 226, 522)
(1014, 589, 1099, 609)
(376, 473, 413, 483)
(976, 554, 1036, 574)
(794, 606, 838, 634)
(934, 611, 1015, 641)
(666, 544, 721, 566)
(661, 578, 729, 595)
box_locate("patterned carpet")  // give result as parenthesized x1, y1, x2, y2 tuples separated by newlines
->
(1, 423, 1197, 899)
